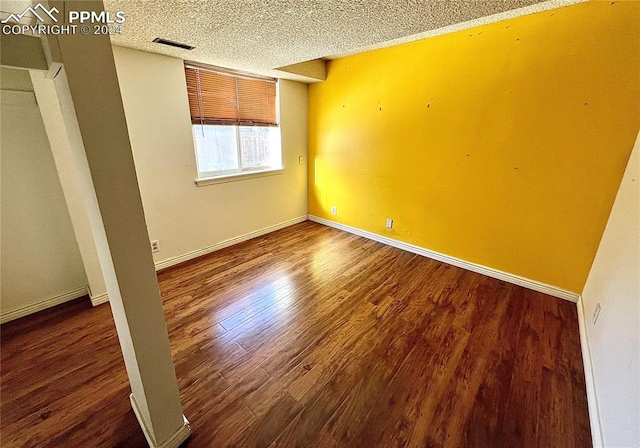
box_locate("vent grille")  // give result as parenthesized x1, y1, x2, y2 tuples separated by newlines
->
(152, 38, 195, 50)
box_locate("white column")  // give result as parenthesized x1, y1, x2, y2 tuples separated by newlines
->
(30, 71, 109, 305)
(37, 1, 190, 446)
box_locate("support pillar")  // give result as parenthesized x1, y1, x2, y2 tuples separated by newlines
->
(33, 1, 190, 446)
(31, 71, 109, 305)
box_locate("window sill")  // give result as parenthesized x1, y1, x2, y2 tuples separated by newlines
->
(195, 168, 284, 186)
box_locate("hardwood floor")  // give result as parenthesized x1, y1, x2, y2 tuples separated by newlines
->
(0, 221, 592, 447)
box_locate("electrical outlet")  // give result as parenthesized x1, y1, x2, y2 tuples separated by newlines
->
(592, 302, 601, 325)
(298, 155, 304, 164)
(151, 240, 160, 253)
(331, 206, 337, 215)
(386, 218, 393, 229)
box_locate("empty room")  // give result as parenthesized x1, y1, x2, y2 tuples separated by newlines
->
(1, 0, 638, 447)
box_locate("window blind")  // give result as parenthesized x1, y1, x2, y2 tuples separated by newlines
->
(185, 63, 277, 126)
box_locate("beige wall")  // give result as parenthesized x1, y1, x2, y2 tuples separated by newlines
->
(0, 46, 308, 321)
(1, 68, 87, 321)
(1, 67, 33, 91)
(112, 46, 308, 267)
(581, 132, 639, 447)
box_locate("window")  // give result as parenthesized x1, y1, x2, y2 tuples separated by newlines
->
(185, 63, 281, 182)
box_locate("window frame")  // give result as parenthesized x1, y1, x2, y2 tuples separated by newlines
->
(184, 62, 283, 185)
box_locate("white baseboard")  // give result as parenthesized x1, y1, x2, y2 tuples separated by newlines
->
(154, 215, 308, 271)
(576, 295, 604, 447)
(1, 217, 307, 321)
(308, 215, 580, 303)
(130, 393, 191, 448)
(90, 292, 109, 306)
(0, 286, 88, 324)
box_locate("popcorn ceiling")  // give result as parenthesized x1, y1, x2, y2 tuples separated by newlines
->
(105, 0, 584, 83)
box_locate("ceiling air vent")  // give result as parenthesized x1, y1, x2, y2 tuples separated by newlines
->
(152, 38, 195, 50)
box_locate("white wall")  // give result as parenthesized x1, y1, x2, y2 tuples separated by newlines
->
(581, 131, 639, 447)
(1, 67, 33, 91)
(1, 68, 87, 322)
(112, 46, 308, 267)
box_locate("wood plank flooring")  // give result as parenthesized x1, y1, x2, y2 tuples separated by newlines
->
(0, 221, 592, 447)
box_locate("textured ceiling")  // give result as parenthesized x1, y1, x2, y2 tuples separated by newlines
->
(101, 0, 581, 82)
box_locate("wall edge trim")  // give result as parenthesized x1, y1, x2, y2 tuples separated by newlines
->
(130, 393, 191, 448)
(154, 215, 308, 271)
(90, 292, 109, 306)
(308, 215, 580, 302)
(576, 295, 605, 447)
(0, 286, 88, 324)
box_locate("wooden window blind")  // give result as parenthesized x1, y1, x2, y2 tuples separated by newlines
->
(185, 63, 277, 126)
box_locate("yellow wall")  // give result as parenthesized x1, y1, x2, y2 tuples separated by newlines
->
(308, 1, 640, 293)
